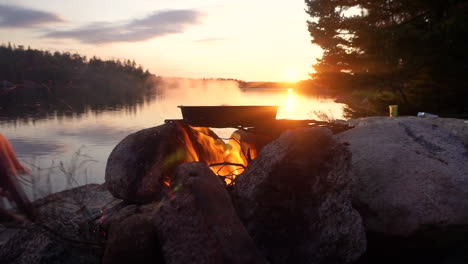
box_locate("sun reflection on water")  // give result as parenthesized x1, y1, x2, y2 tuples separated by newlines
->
(284, 88, 295, 113)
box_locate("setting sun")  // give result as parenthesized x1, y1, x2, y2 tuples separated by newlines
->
(285, 67, 300, 82)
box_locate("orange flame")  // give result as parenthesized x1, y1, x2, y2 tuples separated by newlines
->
(175, 122, 256, 184)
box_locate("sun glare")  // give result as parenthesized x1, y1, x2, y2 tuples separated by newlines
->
(284, 88, 295, 113)
(285, 68, 300, 82)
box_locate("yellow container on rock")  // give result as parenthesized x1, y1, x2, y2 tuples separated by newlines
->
(389, 105, 398, 117)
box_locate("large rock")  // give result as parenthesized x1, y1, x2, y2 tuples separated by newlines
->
(105, 123, 185, 203)
(102, 214, 164, 264)
(154, 162, 267, 264)
(0, 184, 120, 264)
(336, 116, 468, 238)
(425, 117, 468, 145)
(232, 128, 366, 264)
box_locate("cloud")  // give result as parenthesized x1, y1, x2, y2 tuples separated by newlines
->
(42, 9, 203, 44)
(0, 3, 64, 28)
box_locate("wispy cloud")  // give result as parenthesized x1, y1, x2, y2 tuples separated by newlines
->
(42, 9, 204, 44)
(0, 3, 64, 28)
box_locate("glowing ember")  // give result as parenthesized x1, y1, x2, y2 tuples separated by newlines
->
(175, 122, 257, 184)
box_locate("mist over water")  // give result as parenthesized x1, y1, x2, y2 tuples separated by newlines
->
(158, 78, 344, 119)
(158, 78, 243, 105)
(0, 78, 345, 199)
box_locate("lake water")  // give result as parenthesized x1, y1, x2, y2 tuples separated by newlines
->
(0, 84, 345, 199)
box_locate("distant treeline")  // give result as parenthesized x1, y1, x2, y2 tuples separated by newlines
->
(0, 43, 159, 115)
(214, 78, 327, 94)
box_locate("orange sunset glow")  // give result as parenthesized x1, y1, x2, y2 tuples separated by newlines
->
(0, 0, 323, 82)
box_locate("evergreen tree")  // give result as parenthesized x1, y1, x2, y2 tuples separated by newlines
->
(305, 0, 468, 116)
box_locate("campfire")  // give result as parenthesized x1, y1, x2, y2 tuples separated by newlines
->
(163, 105, 280, 185)
(105, 105, 353, 204)
(161, 105, 352, 186)
(102, 111, 360, 264)
(174, 121, 257, 184)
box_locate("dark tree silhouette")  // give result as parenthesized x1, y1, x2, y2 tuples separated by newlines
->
(0, 44, 160, 117)
(305, 0, 468, 117)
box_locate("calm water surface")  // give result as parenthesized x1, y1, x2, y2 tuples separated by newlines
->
(0, 85, 345, 199)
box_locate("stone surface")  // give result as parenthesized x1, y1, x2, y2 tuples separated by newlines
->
(337, 116, 468, 237)
(102, 214, 164, 264)
(0, 184, 120, 264)
(424, 117, 468, 145)
(232, 127, 366, 264)
(231, 129, 275, 156)
(105, 123, 185, 203)
(154, 162, 267, 264)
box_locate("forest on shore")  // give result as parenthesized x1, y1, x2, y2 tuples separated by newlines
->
(0, 43, 159, 117)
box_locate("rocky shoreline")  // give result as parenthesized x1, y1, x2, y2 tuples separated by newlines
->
(1, 116, 467, 263)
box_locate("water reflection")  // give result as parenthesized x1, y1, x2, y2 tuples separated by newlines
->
(284, 88, 295, 113)
(0, 84, 345, 199)
(7, 138, 66, 157)
(55, 124, 134, 145)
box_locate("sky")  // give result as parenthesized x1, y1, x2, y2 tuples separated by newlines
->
(0, 0, 323, 82)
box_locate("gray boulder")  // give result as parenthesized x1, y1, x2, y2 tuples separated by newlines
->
(102, 214, 164, 264)
(424, 117, 468, 145)
(105, 123, 185, 203)
(337, 116, 468, 238)
(0, 184, 120, 264)
(232, 128, 366, 264)
(153, 162, 267, 264)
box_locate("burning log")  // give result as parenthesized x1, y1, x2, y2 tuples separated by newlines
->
(230, 129, 275, 160)
(231, 127, 366, 264)
(174, 122, 258, 184)
(153, 162, 267, 264)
